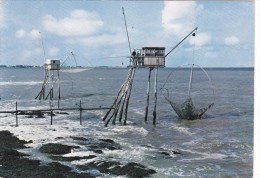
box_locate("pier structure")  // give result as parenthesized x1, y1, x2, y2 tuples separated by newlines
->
(102, 8, 198, 126)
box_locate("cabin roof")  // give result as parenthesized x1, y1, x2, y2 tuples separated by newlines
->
(142, 47, 165, 50)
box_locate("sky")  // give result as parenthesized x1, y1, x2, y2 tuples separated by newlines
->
(0, 0, 255, 67)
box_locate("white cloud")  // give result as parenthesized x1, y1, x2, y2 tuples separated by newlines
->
(189, 32, 211, 47)
(42, 9, 104, 37)
(15, 29, 26, 39)
(162, 1, 203, 37)
(224, 36, 240, 45)
(48, 47, 60, 56)
(79, 33, 126, 47)
(22, 48, 42, 59)
(204, 51, 218, 58)
(0, 0, 4, 28)
(30, 29, 41, 39)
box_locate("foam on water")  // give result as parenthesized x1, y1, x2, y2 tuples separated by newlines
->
(60, 68, 91, 73)
(0, 81, 41, 86)
(169, 124, 194, 136)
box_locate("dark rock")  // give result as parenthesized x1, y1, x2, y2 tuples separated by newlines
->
(172, 150, 181, 154)
(55, 111, 69, 115)
(71, 136, 89, 141)
(39, 143, 80, 155)
(50, 155, 96, 161)
(160, 151, 170, 156)
(93, 149, 103, 154)
(79, 161, 156, 177)
(115, 162, 156, 177)
(0, 131, 95, 178)
(0, 130, 29, 151)
(73, 137, 121, 153)
(99, 138, 115, 143)
(89, 139, 121, 151)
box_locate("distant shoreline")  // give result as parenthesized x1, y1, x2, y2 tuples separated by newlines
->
(0, 65, 254, 70)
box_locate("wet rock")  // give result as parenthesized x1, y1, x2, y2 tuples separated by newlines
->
(71, 136, 89, 141)
(55, 111, 69, 115)
(50, 155, 96, 161)
(0, 130, 29, 151)
(89, 138, 121, 152)
(79, 161, 156, 177)
(172, 150, 181, 154)
(160, 151, 170, 156)
(111, 162, 157, 177)
(0, 131, 95, 178)
(17, 110, 46, 118)
(72, 136, 121, 153)
(93, 149, 103, 154)
(39, 143, 80, 155)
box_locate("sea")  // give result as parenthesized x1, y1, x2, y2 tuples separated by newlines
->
(0, 67, 254, 177)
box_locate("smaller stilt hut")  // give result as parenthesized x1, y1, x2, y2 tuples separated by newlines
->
(35, 59, 61, 106)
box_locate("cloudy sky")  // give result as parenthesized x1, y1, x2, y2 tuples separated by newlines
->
(0, 0, 255, 67)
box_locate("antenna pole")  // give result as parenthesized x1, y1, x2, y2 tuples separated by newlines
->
(122, 7, 132, 55)
(39, 31, 47, 63)
(165, 27, 198, 58)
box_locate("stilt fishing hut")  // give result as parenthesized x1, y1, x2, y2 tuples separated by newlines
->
(35, 59, 61, 106)
(102, 7, 198, 126)
(35, 32, 61, 107)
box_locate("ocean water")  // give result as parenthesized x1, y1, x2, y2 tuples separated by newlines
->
(0, 67, 254, 177)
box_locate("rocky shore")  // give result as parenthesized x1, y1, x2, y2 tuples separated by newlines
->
(0, 130, 157, 178)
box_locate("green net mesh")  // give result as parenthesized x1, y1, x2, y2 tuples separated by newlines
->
(161, 64, 214, 120)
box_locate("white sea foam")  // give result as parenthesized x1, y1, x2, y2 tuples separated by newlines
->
(169, 125, 194, 136)
(0, 81, 41, 86)
(60, 68, 91, 73)
(132, 108, 144, 116)
(110, 126, 149, 136)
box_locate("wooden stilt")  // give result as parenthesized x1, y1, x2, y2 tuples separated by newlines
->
(144, 67, 153, 122)
(79, 100, 82, 125)
(103, 68, 132, 122)
(118, 90, 128, 122)
(106, 77, 130, 126)
(58, 70, 60, 109)
(15, 101, 18, 127)
(123, 67, 136, 125)
(50, 109, 53, 125)
(153, 67, 158, 125)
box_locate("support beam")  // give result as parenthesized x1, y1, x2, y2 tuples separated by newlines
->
(15, 101, 18, 127)
(144, 67, 153, 122)
(79, 100, 82, 125)
(153, 67, 158, 125)
(123, 67, 136, 125)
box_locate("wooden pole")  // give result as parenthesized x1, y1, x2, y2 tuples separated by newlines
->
(103, 68, 132, 122)
(79, 100, 82, 125)
(145, 67, 153, 122)
(123, 67, 136, 125)
(16, 101, 18, 127)
(118, 90, 128, 122)
(50, 108, 53, 125)
(153, 67, 158, 125)
(58, 70, 60, 109)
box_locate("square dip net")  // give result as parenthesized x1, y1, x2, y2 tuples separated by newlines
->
(161, 64, 214, 120)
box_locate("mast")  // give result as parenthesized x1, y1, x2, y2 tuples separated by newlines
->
(122, 7, 132, 55)
(188, 64, 194, 97)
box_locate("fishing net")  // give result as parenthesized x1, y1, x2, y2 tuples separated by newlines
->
(161, 64, 214, 120)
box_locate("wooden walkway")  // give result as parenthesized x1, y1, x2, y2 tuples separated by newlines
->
(0, 101, 114, 126)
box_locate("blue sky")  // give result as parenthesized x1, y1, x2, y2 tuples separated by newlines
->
(0, 0, 255, 67)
